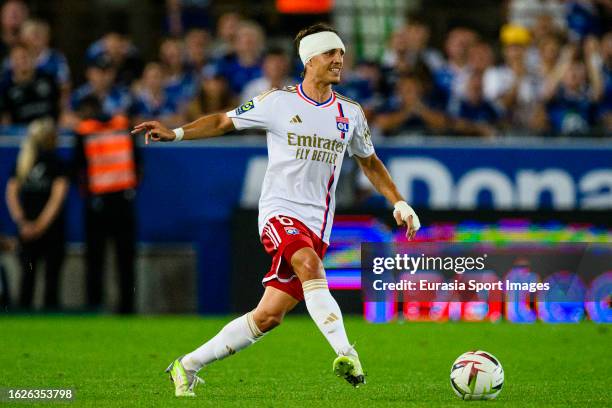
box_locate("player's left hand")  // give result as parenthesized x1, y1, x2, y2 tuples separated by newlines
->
(393, 201, 421, 240)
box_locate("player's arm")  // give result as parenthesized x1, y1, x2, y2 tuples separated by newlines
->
(355, 153, 402, 204)
(131, 112, 235, 142)
(355, 153, 421, 240)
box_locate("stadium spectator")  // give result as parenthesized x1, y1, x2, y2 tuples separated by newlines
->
(19, 19, 71, 107)
(335, 60, 383, 120)
(565, 0, 603, 42)
(599, 30, 612, 131)
(381, 16, 444, 75)
(525, 14, 565, 73)
(375, 73, 447, 136)
(483, 24, 544, 134)
(68, 55, 132, 126)
(431, 27, 478, 108)
(159, 37, 197, 109)
(379, 24, 438, 94)
(86, 32, 144, 87)
(506, 0, 566, 32)
(164, 0, 211, 36)
(74, 96, 140, 314)
(5, 118, 68, 310)
(184, 28, 211, 79)
(534, 34, 563, 79)
(241, 47, 294, 102)
(0, 43, 59, 124)
(542, 38, 604, 136)
(452, 41, 495, 98)
(381, 28, 411, 75)
(0, 0, 28, 60)
(131, 61, 184, 127)
(185, 74, 235, 121)
(467, 41, 495, 75)
(210, 11, 242, 58)
(210, 21, 264, 95)
(449, 72, 501, 137)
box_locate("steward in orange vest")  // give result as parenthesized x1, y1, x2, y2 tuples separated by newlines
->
(74, 95, 140, 314)
(75, 114, 137, 195)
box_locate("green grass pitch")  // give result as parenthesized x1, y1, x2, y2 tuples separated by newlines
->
(1, 316, 610, 407)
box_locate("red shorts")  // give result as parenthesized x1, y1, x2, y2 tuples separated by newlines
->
(261, 215, 328, 301)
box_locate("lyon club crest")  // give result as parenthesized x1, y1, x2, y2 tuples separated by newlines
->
(284, 227, 300, 235)
(336, 116, 349, 132)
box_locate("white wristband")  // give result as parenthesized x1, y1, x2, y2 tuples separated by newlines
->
(172, 127, 184, 142)
(393, 201, 421, 230)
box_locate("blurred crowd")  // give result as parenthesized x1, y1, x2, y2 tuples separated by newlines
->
(0, 1, 610, 138)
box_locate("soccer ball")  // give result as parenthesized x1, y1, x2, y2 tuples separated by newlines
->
(450, 350, 504, 400)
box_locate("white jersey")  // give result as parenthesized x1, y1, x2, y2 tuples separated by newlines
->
(227, 83, 375, 243)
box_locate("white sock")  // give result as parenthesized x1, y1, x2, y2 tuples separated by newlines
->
(182, 311, 264, 372)
(302, 279, 355, 356)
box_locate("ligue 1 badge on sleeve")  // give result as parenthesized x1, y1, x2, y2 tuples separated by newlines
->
(336, 116, 349, 132)
(236, 100, 255, 115)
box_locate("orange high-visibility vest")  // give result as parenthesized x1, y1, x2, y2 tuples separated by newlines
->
(276, 0, 332, 14)
(76, 115, 137, 195)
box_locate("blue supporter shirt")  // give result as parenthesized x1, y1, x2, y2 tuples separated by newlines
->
(431, 64, 461, 109)
(130, 90, 178, 118)
(377, 95, 435, 135)
(36, 49, 70, 86)
(451, 98, 500, 124)
(546, 87, 598, 135)
(164, 71, 197, 108)
(210, 54, 262, 94)
(71, 83, 132, 116)
(599, 67, 612, 119)
(2, 48, 70, 86)
(566, 1, 601, 40)
(334, 78, 377, 109)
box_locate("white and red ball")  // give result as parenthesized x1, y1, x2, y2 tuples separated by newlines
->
(450, 350, 504, 400)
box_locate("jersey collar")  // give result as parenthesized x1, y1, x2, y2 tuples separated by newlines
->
(297, 83, 336, 108)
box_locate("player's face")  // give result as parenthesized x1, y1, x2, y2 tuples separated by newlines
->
(308, 48, 344, 85)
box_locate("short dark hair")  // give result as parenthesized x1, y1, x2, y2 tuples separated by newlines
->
(294, 23, 339, 78)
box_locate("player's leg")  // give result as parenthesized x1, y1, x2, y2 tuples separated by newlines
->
(168, 286, 297, 396)
(251, 285, 299, 330)
(291, 247, 365, 386)
(291, 247, 352, 354)
(182, 286, 297, 370)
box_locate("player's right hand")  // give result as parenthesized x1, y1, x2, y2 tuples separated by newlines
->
(131, 121, 175, 143)
(393, 201, 421, 240)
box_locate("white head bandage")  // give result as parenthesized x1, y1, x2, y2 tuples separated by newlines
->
(298, 31, 345, 65)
